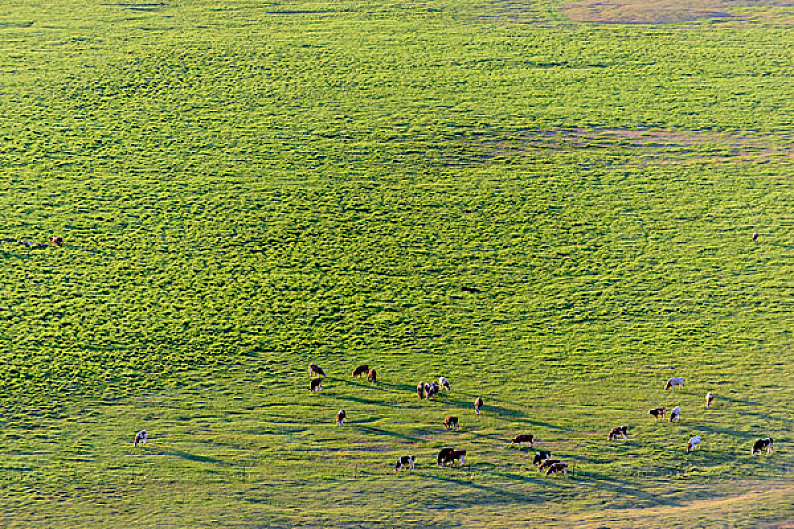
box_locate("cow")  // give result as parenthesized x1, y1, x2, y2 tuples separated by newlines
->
(395, 455, 415, 471)
(50, 236, 64, 247)
(310, 377, 323, 393)
(336, 409, 346, 426)
(134, 430, 147, 447)
(511, 434, 534, 447)
(474, 397, 484, 414)
(444, 416, 459, 431)
(352, 364, 369, 378)
(705, 392, 714, 409)
(437, 448, 455, 466)
(752, 438, 773, 455)
(608, 426, 628, 441)
(545, 462, 568, 477)
(687, 435, 701, 453)
(533, 450, 552, 466)
(538, 459, 561, 472)
(439, 377, 451, 391)
(426, 382, 440, 399)
(665, 377, 685, 391)
(367, 368, 377, 385)
(669, 405, 681, 422)
(439, 450, 467, 467)
(753, 232, 759, 243)
(648, 406, 667, 421)
(417, 382, 426, 399)
(309, 363, 326, 378)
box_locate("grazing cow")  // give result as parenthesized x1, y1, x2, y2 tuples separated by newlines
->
(309, 363, 326, 378)
(538, 459, 562, 472)
(752, 438, 773, 455)
(665, 377, 685, 391)
(439, 450, 467, 467)
(533, 450, 552, 466)
(134, 430, 147, 447)
(368, 368, 377, 385)
(608, 426, 628, 441)
(687, 435, 701, 453)
(474, 397, 484, 414)
(753, 232, 759, 243)
(50, 236, 64, 247)
(437, 448, 455, 466)
(444, 416, 459, 431)
(310, 377, 323, 393)
(545, 462, 568, 477)
(394, 455, 415, 471)
(669, 405, 681, 422)
(511, 434, 534, 447)
(417, 382, 426, 399)
(336, 409, 346, 426)
(648, 406, 667, 421)
(426, 382, 439, 399)
(705, 392, 714, 409)
(439, 377, 451, 392)
(352, 364, 369, 378)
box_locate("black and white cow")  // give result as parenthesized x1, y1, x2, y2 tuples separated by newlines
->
(752, 438, 773, 455)
(395, 455, 415, 471)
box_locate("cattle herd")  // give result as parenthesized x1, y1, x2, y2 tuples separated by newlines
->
(134, 370, 775, 479)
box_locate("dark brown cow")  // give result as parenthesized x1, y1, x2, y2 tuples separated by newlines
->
(474, 397, 484, 414)
(439, 449, 466, 467)
(444, 416, 459, 431)
(367, 368, 377, 385)
(417, 382, 426, 399)
(309, 363, 326, 378)
(608, 426, 628, 441)
(50, 236, 64, 247)
(310, 377, 323, 393)
(352, 364, 369, 378)
(511, 434, 534, 447)
(437, 448, 455, 466)
(648, 406, 666, 421)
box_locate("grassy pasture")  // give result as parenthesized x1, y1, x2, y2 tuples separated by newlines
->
(1, 0, 793, 527)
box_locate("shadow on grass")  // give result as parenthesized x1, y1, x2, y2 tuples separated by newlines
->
(578, 471, 676, 506)
(167, 450, 231, 466)
(355, 425, 424, 443)
(422, 471, 551, 502)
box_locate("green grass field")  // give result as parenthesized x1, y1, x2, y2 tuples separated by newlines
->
(1, 0, 793, 527)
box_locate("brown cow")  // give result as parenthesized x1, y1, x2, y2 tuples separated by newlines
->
(648, 406, 666, 421)
(538, 458, 561, 472)
(545, 462, 568, 477)
(367, 368, 377, 385)
(444, 416, 459, 431)
(417, 382, 426, 399)
(439, 449, 466, 467)
(608, 426, 628, 441)
(511, 434, 534, 447)
(310, 377, 323, 393)
(352, 364, 369, 378)
(309, 363, 326, 378)
(474, 397, 484, 414)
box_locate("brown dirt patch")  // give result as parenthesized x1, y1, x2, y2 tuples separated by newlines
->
(475, 128, 794, 167)
(561, 0, 794, 24)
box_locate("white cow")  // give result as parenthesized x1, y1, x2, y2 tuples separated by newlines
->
(665, 377, 685, 390)
(687, 435, 701, 452)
